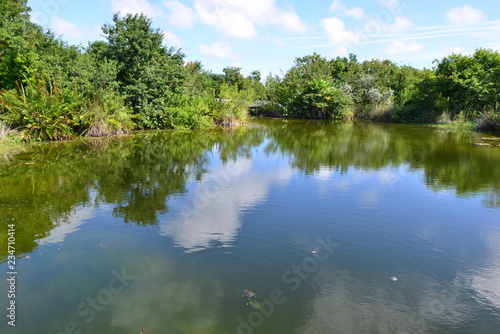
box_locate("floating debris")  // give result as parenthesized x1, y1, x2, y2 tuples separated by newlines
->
(21, 254, 31, 260)
(247, 299, 261, 310)
(390, 276, 398, 282)
(242, 289, 256, 300)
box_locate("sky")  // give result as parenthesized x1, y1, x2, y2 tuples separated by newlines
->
(27, 0, 500, 78)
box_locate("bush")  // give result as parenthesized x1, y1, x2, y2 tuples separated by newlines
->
(82, 92, 135, 137)
(0, 83, 83, 140)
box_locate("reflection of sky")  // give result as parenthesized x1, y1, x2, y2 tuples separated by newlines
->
(36, 200, 97, 245)
(462, 226, 500, 309)
(159, 159, 293, 252)
(313, 165, 407, 207)
(295, 268, 472, 334)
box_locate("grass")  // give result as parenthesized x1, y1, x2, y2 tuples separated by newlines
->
(430, 120, 477, 132)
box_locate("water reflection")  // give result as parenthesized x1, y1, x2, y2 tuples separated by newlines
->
(462, 226, 500, 309)
(159, 158, 294, 252)
(295, 269, 472, 333)
(37, 192, 98, 245)
(1, 121, 499, 260)
(0, 120, 499, 333)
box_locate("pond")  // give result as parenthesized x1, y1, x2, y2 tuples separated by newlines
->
(1, 119, 500, 333)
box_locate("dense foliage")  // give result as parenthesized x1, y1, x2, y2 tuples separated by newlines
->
(261, 52, 500, 132)
(1, 0, 499, 141)
(0, 1, 266, 140)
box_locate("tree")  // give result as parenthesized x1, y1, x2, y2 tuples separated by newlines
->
(429, 49, 500, 116)
(222, 66, 245, 89)
(0, 0, 43, 89)
(99, 13, 187, 128)
(249, 70, 261, 82)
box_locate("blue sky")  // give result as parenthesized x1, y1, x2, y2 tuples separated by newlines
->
(27, 0, 500, 78)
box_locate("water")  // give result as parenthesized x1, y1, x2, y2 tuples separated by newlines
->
(1, 119, 499, 333)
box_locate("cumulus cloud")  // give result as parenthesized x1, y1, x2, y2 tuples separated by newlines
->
(163, 1, 197, 28)
(445, 5, 486, 26)
(165, 0, 307, 39)
(111, 0, 164, 19)
(275, 10, 307, 34)
(195, 1, 258, 39)
(321, 17, 364, 47)
(386, 40, 424, 55)
(162, 30, 183, 47)
(199, 41, 236, 59)
(51, 17, 88, 39)
(330, 0, 366, 20)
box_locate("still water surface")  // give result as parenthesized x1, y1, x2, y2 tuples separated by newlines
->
(1, 119, 500, 333)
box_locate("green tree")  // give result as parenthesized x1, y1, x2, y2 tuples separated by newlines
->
(434, 49, 500, 114)
(249, 70, 261, 82)
(222, 66, 245, 90)
(99, 13, 187, 128)
(0, 0, 43, 89)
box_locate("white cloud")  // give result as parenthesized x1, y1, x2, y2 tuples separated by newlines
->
(163, 0, 197, 28)
(321, 17, 364, 47)
(364, 16, 414, 35)
(175, 0, 307, 39)
(194, 1, 258, 39)
(50, 17, 93, 40)
(330, 0, 366, 20)
(386, 40, 424, 55)
(162, 30, 183, 47)
(199, 41, 236, 59)
(445, 5, 486, 26)
(274, 10, 308, 34)
(110, 0, 164, 19)
(386, 16, 414, 33)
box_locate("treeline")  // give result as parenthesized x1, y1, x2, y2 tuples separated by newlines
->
(1, 1, 500, 142)
(260, 51, 500, 131)
(0, 0, 265, 140)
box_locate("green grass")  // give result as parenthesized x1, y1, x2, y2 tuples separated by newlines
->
(430, 120, 477, 132)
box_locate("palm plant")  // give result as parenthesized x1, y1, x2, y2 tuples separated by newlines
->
(0, 83, 83, 140)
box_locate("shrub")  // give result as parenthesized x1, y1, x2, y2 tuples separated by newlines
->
(0, 83, 83, 141)
(82, 92, 135, 137)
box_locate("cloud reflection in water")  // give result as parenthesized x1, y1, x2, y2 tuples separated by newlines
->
(159, 159, 293, 252)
